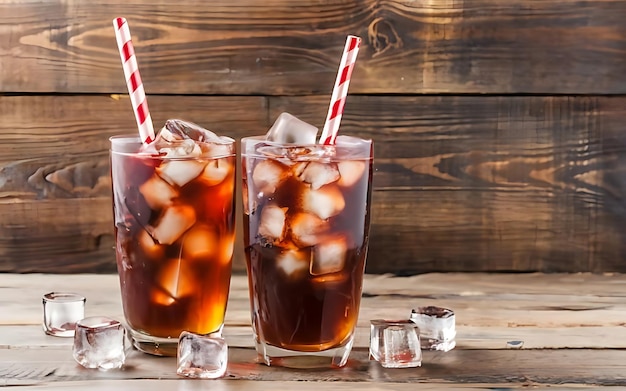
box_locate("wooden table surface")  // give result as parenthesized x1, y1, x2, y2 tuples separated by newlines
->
(1, 272, 625, 390)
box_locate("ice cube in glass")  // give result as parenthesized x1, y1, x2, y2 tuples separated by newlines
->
(370, 319, 422, 368)
(266, 112, 318, 144)
(177, 331, 228, 379)
(73, 316, 127, 370)
(42, 292, 86, 337)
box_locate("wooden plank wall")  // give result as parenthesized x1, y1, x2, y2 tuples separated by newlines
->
(1, 0, 626, 274)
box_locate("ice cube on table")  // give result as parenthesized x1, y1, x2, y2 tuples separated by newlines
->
(181, 224, 219, 261)
(150, 204, 196, 245)
(252, 159, 288, 195)
(156, 258, 196, 303)
(311, 236, 348, 275)
(139, 175, 178, 209)
(177, 331, 228, 379)
(302, 184, 345, 220)
(42, 292, 86, 337)
(258, 203, 287, 243)
(266, 112, 319, 144)
(410, 306, 456, 352)
(73, 316, 127, 370)
(296, 161, 340, 190)
(370, 319, 422, 369)
(289, 212, 328, 247)
(337, 160, 366, 187)
(276, 248, 311, 279)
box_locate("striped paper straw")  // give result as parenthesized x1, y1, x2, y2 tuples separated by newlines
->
(113, 17, 155, 145)
(318, 35, 362, 145)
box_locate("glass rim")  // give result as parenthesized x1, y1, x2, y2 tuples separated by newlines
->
(109, 134, 236, 159)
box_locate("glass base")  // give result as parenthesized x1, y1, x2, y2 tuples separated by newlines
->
(254, 336, 354, 368)
(129, 329, 178, 357)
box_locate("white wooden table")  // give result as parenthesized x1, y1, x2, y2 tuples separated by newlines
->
(1, 273, 625, 390)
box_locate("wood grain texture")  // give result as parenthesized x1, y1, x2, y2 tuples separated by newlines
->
(2, 0, 626, 94)
(2, 94, 626, 273)
(2, 273, 626, 388)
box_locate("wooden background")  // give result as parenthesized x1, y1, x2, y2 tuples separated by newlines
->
(1, 0, 626, 274)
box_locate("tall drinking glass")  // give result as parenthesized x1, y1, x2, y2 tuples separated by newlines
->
(110, 135, 236, 356)
(241, 135, 373, 368)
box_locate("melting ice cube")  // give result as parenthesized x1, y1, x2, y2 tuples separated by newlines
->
(139, 175, 178, 209)
(410, 306, 456, 352)
(177, 331, 227, 379)
(137, 229, 165, 260)
(311, 236, 348, 275)
(73, 316, 127, 370)
(150, 204, 196, 245)
(296, 162, 340, 190)
(276, 249, 310, 279)
(201, 159, 233, 186)
(266, 112, 318, 144)
(301, 185, 345, 220)
(181, 224, 219, 261)
(252, 159, 289, 195)
(289, 212, 328, 247)
(337, 160, 366, 187)
(258, 204, 287, 242)
(155, 258, 196, 303)
(157, 158, 206, 188)
(159, 119, 221, 144)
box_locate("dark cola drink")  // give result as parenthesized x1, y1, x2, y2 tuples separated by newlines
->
(110, 126, 235, 356)
(241, 135, 373, 367)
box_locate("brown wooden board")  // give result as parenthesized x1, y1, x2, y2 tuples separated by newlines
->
(2, 1, 626, 95)
(2, 95, 626, 273)
(2, 273, 626, 388)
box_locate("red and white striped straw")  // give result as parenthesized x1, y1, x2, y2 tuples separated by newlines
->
(113, 17, 155, 145)
(318, 35, 362, 145)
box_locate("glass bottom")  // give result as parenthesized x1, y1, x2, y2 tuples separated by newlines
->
(129, 329, 179, 357)
(254, 335, 354, 368)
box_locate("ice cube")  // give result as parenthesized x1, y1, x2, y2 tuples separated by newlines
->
(160, 119, 221, 144)
(177, 331, 227, 379)
(410, 306, 456, 352)
(139, 174, 179, 209)
(276, 249, 310, 278)
(156, 258, 196, 302)
(337, 160, 366, 187)
(137, 229, 165, 260)
(201, 159, 233, 186)
(201, 142, 235, 159)
(252, 159, 289, 195)
(73, 316, 127, 370)
(42, 292, 86, 338)
(150, 204, 196, 245)
(181, 224, 218, 261)
(301, 184, 345, 220)
(217, 232, 236, 266)
(258, 204, 288, 242)
(370, 319, 422, 369)
(310, 236, 348, 275)
(296, 161, 340, 190)
(266, 112, 318, 144)
(289, 212, 328, 247)
(156, 158, 206, 188)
